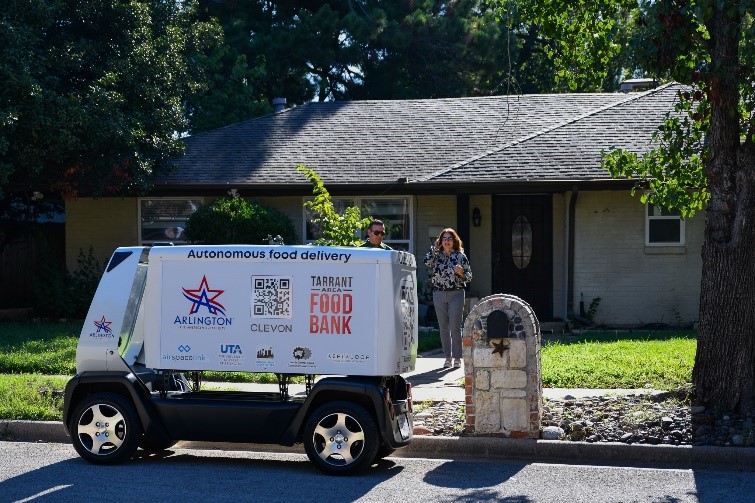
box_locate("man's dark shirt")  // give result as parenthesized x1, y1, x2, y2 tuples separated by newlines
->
(359, 240, 392, 250)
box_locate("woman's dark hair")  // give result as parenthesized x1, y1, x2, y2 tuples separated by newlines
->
(437, 228, 464, 252)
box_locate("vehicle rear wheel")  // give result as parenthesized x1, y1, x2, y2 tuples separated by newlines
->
(303, 401, 379, 474)
(69, 392, 142, 465)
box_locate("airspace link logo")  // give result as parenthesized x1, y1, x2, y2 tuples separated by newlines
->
(161, 345, 206, 362)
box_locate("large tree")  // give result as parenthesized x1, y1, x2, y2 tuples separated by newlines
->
(0, 0, 221, 200)
(194, 0, 606, 115)
(498, 0, 755, 413)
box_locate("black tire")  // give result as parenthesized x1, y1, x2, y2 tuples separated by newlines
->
(69, 392, 142, 465)
(138, 437, 178, 451)
(303, 401, 379, 475)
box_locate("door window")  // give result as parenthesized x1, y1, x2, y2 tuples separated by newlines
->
(511, 215, 533, 269)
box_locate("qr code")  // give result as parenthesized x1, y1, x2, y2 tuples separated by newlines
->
(252, 276, 292, 318)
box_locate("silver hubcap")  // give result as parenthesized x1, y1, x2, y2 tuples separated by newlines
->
(312, 412, 365, 466)
(77, 403, 127, 455)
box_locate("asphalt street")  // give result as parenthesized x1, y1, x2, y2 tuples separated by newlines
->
(3, 441, 755, 503)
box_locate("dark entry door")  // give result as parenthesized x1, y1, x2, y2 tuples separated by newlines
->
(492, 195, 553, 319)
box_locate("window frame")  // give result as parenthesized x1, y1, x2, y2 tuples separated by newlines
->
(138, 197, 203, 245)
(645, 200, 685, 246)
(302, 195, 413, 251)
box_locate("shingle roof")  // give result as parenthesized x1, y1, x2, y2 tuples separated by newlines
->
(160, 83, 682, 188)
(433, 83, 682, 183)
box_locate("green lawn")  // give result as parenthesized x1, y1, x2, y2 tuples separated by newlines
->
(0, 320, 696, 421)
(541, 331, 695, 389)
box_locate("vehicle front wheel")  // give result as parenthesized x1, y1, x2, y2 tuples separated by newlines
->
(69, 392, 142, 465)
(303, 401, 379, 475)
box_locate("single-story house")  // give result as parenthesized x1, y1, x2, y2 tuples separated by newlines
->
(65, 82, 702, 327)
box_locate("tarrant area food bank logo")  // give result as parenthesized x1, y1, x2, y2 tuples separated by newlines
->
(174, 275, 233, 328)
(89, 315, 115, 339)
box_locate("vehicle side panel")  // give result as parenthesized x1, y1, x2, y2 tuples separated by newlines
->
(149, 392, 301, 443)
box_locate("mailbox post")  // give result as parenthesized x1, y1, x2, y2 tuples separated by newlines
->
(461, 294, 542, 438)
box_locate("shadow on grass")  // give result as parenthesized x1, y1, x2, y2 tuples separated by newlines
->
(542, 329, 697, 346)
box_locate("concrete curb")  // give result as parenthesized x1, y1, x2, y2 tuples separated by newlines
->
(3, 420, 755, 470)
(1, 420, 68, 444)
(394, 436, 755, 471)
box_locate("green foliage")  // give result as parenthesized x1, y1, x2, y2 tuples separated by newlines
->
(514, 0, 755, 412)
(183, 20, 272, 133)
(351, 0, 553, 99)
(0, 321, 697, 419)
(604, 89, 710, 217)
(542, 331, 695, 389)
(585, 297, 602, 322)
(0, 0, 221, 199)
(185, 195, 298, 245)
(297, 166, 370, 246)
(514, 0, 754, 219)
(200, 371, 304, 385)
(0, 320, 81, 375)
(33, 245, 102, 319)
(418, 327, 441, 354)
(0, 194, 64, 253)
(194, 0, 563, 110)
(491, 0, 639, 92)
(0, 374, 69, 421)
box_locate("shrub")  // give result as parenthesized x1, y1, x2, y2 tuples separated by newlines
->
(185, 195, 298, 245)
(33, 245, 102, 319)
(297, 165, 370, 246)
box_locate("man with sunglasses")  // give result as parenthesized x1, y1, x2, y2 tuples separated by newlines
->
(360, 219, 393, 249)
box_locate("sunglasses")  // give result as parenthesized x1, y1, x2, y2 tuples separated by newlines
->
(441, 236, 453, 241)
(371, 230, 385, 236)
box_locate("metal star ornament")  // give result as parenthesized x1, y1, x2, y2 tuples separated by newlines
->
(491, 339, 509, 357)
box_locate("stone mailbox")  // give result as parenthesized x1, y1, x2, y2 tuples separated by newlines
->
(462, 294, 541, 438)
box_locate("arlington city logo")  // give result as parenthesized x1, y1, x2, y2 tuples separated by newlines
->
(174, 275, 233, 329)
(88, 315, 115, 339)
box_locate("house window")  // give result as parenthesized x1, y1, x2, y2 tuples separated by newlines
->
(139, 198, 202, 244)
(304, 196, 412, 251)
(646, 202, 684, 245)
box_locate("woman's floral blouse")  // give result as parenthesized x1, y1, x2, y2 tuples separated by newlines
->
(423, 247, 473, 290)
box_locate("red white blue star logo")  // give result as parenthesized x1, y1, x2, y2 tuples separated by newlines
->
(93, 316, 112, 334)
(182, 275, 226, 316)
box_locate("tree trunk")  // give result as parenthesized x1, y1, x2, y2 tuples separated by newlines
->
(695, 213, 755, 414)
(692, 7, 755, 414)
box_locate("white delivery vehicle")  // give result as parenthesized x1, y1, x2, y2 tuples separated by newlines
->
(63, 244, 417, 474)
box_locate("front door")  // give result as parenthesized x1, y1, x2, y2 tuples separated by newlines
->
(492, 195, 553, 319)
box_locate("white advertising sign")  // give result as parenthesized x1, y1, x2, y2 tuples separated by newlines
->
(143, 245, 417, 375)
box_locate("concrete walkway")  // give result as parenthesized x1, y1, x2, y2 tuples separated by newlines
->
(194, 355, 661, 402)
(405, 354, 663, 403)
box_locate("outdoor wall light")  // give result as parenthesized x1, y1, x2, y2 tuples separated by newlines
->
(472, 207, 482, 227)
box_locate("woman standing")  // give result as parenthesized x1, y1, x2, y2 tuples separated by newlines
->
(423, 228, 473, 368)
